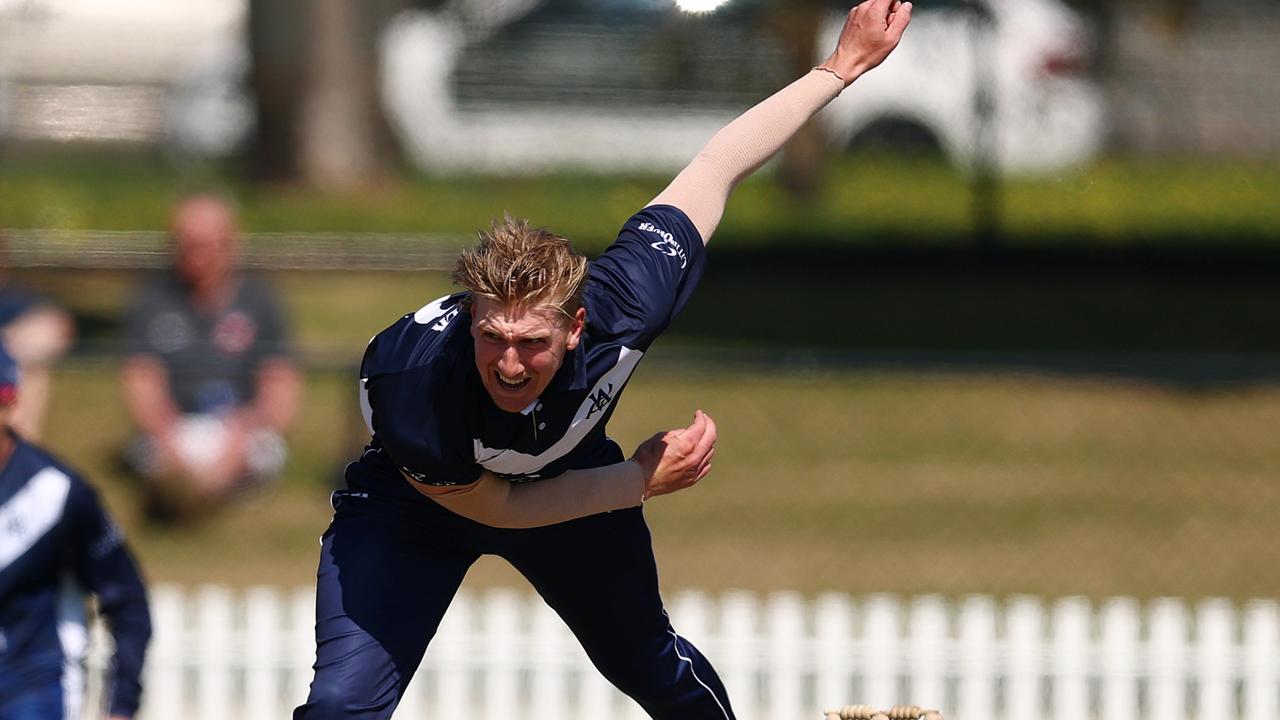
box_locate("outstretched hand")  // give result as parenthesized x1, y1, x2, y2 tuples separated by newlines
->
(820, 0, 913, 85)
(631, 410, 718, 500)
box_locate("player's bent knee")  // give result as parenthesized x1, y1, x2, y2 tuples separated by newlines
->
(293, 696, 372, 720)
(293, 686, 346, 720)
(596, 660, 689, 709)
(587, 636, 733, 719)
(294, 678, 398, 720)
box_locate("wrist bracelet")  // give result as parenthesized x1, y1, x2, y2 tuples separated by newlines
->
(812, 65, 848, 85)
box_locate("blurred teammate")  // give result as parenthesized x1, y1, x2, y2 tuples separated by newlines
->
(0, 340, 152, 720)
(295, 2, 911, 718)
(121, 194, 301, 519)
(0, 240, 75, 441)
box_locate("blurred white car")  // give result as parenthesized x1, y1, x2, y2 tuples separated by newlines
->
(821, 0, 1106, 174)
(381, 0, 790, 174)
(382, 0, 1106, 176)
(0, 0, 1104, 175)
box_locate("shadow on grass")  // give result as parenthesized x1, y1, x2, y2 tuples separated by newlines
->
(663, 239, 1280, 387)
(40, 236, 1280, 388)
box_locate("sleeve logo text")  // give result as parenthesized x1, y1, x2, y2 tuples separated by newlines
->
(638, 222, 688, 269)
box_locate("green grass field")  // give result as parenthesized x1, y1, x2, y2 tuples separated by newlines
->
(3, 151, 1279, 247)
(6, 151, 1278, 601)
(17, 254, 1280, 597)
(43, 361, 1280, 600)
(12, 263, 1280, 600)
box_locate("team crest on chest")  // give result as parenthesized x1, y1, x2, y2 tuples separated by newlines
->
(474, 348, 642, 476)
(586, 383, 615, 419)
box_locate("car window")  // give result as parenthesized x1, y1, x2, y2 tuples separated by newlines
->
(902, 0, 976, 10)
(452, 1, 789, 112)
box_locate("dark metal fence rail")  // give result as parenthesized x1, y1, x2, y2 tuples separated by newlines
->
(3, 229, 468, 271)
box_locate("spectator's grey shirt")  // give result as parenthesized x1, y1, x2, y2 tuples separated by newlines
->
(125, 273, 292, 414)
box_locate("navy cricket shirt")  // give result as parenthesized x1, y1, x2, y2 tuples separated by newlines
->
(346, 205, 705, 501)
(0, 432, 151, 717)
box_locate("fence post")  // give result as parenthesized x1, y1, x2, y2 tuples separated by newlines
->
(244, 585, 283, 720)
(671, 589, 716, 671)
(530, 595, 569, 720)
(195, 585, 234, 720)
(957, 595, 995, 720)
(1101, 597, 1139, 720)
(482, 588, 521, 720)
(434, 588, 472, 719)
(287, 586, 316, 711)
(766, 592, 805, 720)
(1243, 600, 1278, 720)
(907, 595, 948, 713)
(1197, 599, 1234, 720)
(863, 594, 901, 710)
(722, 590, 760, 720)
(141, 584, 184, 720)
(113, 585, 1280, 720)
(1051, 597, 1090, 720)
(814, 593, 854, 714)
(1006, 595, 1044, 720)
(1149, 597, 1188, 720)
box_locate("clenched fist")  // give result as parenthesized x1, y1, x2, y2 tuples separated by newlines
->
(820, 0, 913, 85)
(631, 409, 718, 500)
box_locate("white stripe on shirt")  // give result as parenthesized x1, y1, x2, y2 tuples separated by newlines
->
(474, 346, 643, 476)
(0, 467, 71, 570)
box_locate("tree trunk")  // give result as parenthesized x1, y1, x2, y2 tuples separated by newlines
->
(769, 1, 829, 201)
(248, 0, 400, 189)
(248, 0, 305, 183)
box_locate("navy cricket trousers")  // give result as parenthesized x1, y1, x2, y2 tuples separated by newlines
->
(294, 489, 736, 720)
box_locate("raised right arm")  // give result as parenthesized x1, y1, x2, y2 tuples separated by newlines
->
(649, 0, 912, 242)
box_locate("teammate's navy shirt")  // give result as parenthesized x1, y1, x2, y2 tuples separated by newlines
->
(0, 432, 151, 717)
(347, 206, 705, 501)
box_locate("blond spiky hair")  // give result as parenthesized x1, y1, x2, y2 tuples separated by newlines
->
(451, 216, 589, 319)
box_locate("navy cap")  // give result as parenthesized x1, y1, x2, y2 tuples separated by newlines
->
(0, 340, 20, 406)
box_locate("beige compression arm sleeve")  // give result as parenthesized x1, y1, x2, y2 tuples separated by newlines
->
(410, 461, 645, 529)
(649, 68, 846, 242)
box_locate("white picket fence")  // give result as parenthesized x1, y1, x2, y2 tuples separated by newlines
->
(84, 585, 1279, 720)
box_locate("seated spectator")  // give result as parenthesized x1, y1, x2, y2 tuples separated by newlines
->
(121, 194, 301, 520)
(0, 242, 75, 441)
(0, 339, 152, 720)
